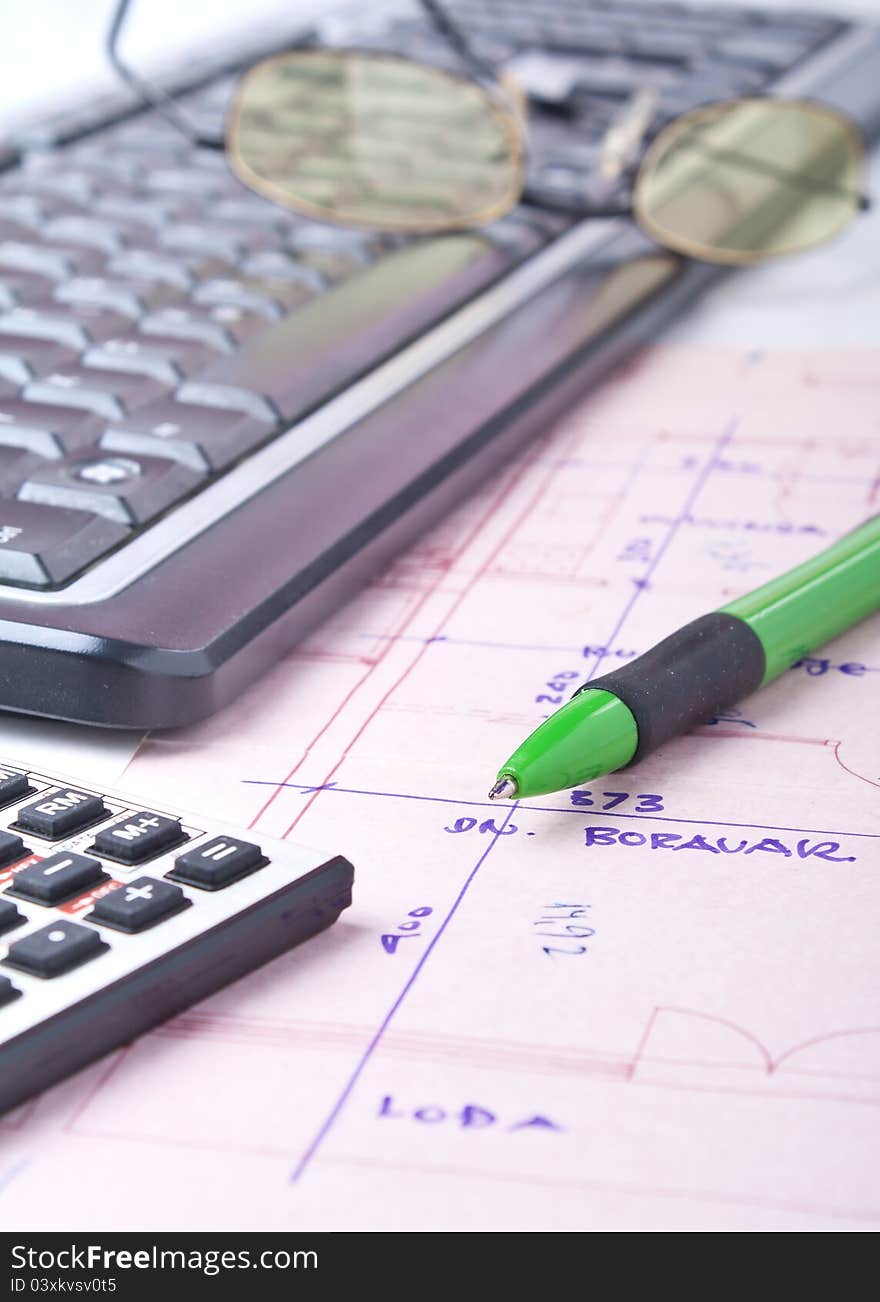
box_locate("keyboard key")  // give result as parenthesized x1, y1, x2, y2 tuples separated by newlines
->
(211, 197, 292, 230)
(92, 811, 185, 863)
(139, 304, 266, 352)
(4, 920, 108, 978)
(93, 193, 187, 231)
(55, 276, 179, 320)
(0, 974, 21, 1005)
(175, 381, 278, 424)
(0, 240, 100, 282)
(0, 900, 26, 936)
(100, 399, 273, 471)
(0, 267, 60, 308)
(14, 787, 108, 839)
(0, 218, 45, 245)
(41, 215, 130, 256)
(23, 365, 172, 422)
(10, 851, 108, 905)
(0, 830, 28, 868)
(159, 222, 276, 263)
(0, 446, 46, 496)
(18, 450, 201, 526)
(84, 337, 210, 384)
(15, 169, 97, 204)
(715, 32, 813, 71)
(0, 397, 101, 457)
(170, 836, 266, 890)
(89, 876, 190, 932)
(0, 194, 48, 229)
(106, 250, 200, 292)
(0, 334, 78, 386)
(0, 499, 128, 585)
(241, 251, 325, 290)
(0, 766, 31, 806)
(0, 306, 131, 351)
(192, 277, 312, 321)
(145, 168, 232, 198)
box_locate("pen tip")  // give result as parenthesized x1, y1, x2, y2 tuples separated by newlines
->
(488, 777, 518, 801)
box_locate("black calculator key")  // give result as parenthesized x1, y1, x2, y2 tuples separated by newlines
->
(170, 836, 266, 889)
(14, 788, 107, 839)
(0, 766, 30, 805)
(0, 830, 27, 868)
(90, 876, 190, 932)
(0, 899, 25, 936)
(10, 851, 107, 905)
(93, 811, 184, 863)
(4, 920, 107, 978)
(0, 975, 20, 1006)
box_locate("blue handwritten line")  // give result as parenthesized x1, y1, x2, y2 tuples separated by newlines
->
(586, 417, 737, 682)
(241, 779, 880, 842)
(290, 803, 518, 1182)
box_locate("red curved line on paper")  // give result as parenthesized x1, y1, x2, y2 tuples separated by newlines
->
(832, 739, 880, 790)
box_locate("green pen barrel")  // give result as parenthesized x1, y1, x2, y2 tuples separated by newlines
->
(721, 512, 880, 682)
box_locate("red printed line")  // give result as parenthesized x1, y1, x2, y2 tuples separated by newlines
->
(281, 424, 588, 839)
(833, 739, 880, 790)
(245, 453, 541, 831)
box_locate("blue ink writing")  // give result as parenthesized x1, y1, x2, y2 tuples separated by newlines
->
(535, 668, 579, 708)
(381, 906, 433, 955)
(444, 817, 518, 836)
(378, 1096, 563, 1132)
(583, 825, 856, 861)
(570, 789, 665, 812)
(535, 902, 594, 958)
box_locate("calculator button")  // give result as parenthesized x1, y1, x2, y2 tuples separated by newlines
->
(14, 788, 107, 839)
(89, 876, 190, 932)
(0, 830, 28, 867)
(9, 851, 107, 906)
(0, 766, 31, 806)
(0, 975, 20, 1006)
(0, 899, 25, 936)
(92, 811, 184, 863)
(170, 836, 266, 890)
(4, 920, 108, 978)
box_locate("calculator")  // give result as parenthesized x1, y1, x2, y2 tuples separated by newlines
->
(0, 758, 353, 1114)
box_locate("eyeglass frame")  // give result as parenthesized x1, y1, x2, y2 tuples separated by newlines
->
(105, 0, 871, 253)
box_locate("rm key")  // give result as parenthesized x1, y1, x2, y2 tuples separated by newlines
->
(92, 811, 186, 864)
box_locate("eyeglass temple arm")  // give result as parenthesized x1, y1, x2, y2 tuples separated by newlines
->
(106, 0, 225, 150)
(417, 0, 500, 84)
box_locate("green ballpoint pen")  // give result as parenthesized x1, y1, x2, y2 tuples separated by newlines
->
(488, 513, 880, 801)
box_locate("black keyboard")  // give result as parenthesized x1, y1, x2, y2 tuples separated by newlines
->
(0, 0, 877, 726)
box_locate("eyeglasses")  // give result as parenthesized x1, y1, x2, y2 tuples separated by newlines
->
(107, 0, 869, 265)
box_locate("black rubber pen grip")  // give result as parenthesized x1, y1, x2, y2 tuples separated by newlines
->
(582, 612, 766, 764)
